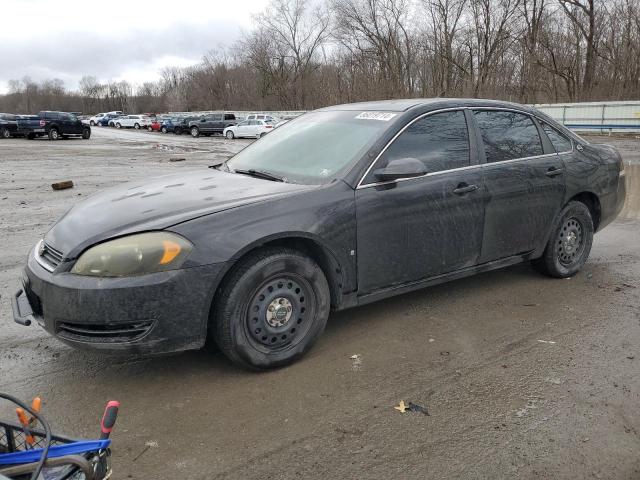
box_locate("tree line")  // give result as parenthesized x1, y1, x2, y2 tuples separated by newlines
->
(1, 0, 639, 115)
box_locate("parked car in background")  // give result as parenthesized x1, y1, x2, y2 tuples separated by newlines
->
(17, 111, 91, 140)
(223, 119, 274, 139)
(114, 115, 152, 129)
(11, 98, 627, 369)
(148, 120, 162, 132)
(188, 113, 237, 137)
(245, 113, 280, 123)
(97, 113, 121, 127)
(89, 113, 106, 126)
(0, 113, 19, 138)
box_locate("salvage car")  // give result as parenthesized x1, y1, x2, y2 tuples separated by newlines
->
(0, 113, 19, 138)
(189, 113, 237, 137)
(12, 99, 626, 370)
(17, 111, 90, 140)
(223, 119, 274, 139)
(114, 115, 152, 129)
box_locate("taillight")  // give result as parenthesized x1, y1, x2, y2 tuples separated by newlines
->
(265, 125, 273, 128)
(39, 120, 45, 127)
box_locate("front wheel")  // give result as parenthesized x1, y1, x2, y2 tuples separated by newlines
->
(90, 120, 95, 126)
(82, 127, 91, 139)
(213, 248, 330, 370)
(0, 128, 10, 139)
(161, 127, 167, 134)
(225, 130, 234, 139)
(190, 127, 199, 138)
(115, 123, 121, 129)
(134, 123, 140, 129)
(534, 201, 594, 278)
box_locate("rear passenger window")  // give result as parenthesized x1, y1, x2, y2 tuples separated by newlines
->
(540, 121, 572, 153)
(474, 111, 543, 162)
(376, 110, 470, 174)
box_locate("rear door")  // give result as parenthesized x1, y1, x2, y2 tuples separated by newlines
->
(473, 109, 565, 263)
(355, 109, 485, 294)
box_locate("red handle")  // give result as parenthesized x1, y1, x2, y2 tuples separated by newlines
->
(100, 400, 120, 440)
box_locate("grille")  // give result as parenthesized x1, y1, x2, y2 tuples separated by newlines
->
(41, 241, 64, 268)
(57, 320, 154, 343)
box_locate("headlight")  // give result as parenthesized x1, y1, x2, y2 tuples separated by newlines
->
(71, 232, 193, 277)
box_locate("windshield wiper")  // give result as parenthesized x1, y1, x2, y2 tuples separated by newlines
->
(234, 169, 285, 182)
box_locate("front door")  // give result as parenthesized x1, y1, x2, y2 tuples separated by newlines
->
(355, 110, 485, 294)
(472, 109, 566, 263)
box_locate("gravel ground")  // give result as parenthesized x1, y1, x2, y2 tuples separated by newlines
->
(0, 129, 638, 479)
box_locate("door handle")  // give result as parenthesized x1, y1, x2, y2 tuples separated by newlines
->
(545, 167, 564, 177)
(453, 183, 478, 195)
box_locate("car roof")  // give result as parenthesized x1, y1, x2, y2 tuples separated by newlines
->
(317, 98, 536, 113)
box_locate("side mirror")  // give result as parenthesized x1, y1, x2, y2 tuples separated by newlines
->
(374, 158, 427, 181)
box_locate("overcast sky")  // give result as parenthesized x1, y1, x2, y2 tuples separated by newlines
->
(0, 0, 271, 94)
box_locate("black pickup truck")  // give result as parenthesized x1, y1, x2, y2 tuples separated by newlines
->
(188, 113, 237, 137)
(17, 111, 91, 140)
(0, 113, 19, 138)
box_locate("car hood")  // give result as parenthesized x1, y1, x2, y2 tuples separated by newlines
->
(45, 169, 314, 257)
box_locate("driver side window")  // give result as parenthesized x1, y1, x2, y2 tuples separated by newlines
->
(367, 110, 470, 183)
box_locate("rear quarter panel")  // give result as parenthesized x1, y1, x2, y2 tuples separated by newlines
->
(563, 143, 624, 230)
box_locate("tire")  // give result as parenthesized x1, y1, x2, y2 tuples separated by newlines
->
(226, 130, 234, 139)
(190, 126, 199, 138)
(82, 127, 91, 139)
(534, 201, 594, 278)
(257, 132, 263, 139)
(161, 127, 167, 134)
(214, 247, 330, 370)
(115, 123, 121, 129)
(27, 133, 35, 140)
(0, 128, 10, 139)
(134, 123, 140, 129)
(90, 120, 95, 126)
(48, 128, 60, 140)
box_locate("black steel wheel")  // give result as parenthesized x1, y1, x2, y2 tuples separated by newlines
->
(245, 275, 315, 351)
(535, 201, 594, 278)
(213, 247, 330, 370)
(82, 127, 91, 140)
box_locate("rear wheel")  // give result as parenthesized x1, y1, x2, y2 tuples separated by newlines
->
(90, 120, 95, 126)
(535, 201, 594, 278)
(115, 123, 121, 129)
(48, 128, 60, 140)
(134, 123, 140, 129)
(226, 130, 234, 139)
(214, 248, 330, 370)
(0, 128, 10, 139)
(190, 126, 199, 138)
(161, 127, 167, 134)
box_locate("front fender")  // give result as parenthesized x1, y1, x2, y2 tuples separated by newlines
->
(169, 181, 357, 294)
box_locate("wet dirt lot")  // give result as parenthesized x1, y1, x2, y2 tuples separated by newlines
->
(1, 130, 639, 479)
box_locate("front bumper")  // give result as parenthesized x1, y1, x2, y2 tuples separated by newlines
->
(12, 247, 227, 354)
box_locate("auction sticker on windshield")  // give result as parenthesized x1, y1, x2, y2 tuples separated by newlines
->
(355, 112, 397, 121)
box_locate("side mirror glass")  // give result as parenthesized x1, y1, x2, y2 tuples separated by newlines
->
(374, 158, 427, 181)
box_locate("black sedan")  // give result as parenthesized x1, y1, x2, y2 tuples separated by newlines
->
(12, 99, 627, 369)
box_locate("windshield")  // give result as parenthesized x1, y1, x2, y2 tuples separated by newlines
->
(226, 110, 398, 184)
